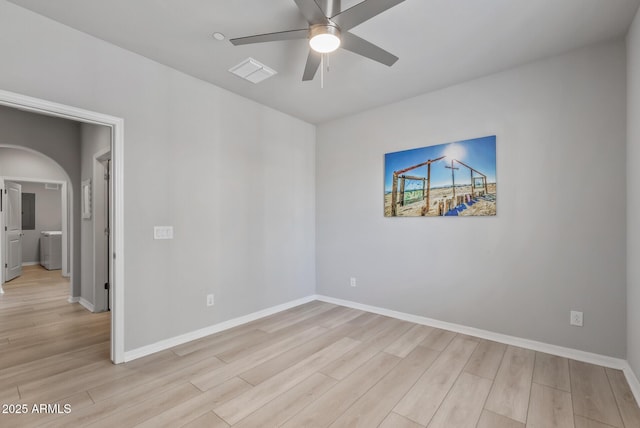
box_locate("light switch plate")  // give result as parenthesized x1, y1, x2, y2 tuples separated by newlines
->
(154, 226, 174, 240)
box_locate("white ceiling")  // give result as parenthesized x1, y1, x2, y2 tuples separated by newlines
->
(8, 0, 640, 124)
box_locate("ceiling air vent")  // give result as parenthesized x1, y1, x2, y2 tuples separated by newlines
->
(229, 57, 277, 84)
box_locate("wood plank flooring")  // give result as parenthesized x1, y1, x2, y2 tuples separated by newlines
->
(1, 266, 639, 427)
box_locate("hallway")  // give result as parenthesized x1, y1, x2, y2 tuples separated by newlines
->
(0, 265, 110, 397)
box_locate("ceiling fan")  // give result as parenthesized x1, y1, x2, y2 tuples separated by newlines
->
(230, 0, 406, 81)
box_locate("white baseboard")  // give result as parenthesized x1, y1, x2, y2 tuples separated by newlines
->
(315, 295, 634, 374)
(21, 261, 39, 266)
(79, 298, 95, 312)
(68, 296, 80, 303)
(623, 363, 640, 406)
(119, 291, 640, 406)
(123, 295, 317, 362)
(316, 295, 640, 405)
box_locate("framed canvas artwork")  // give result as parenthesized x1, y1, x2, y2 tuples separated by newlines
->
(384, 135, 496, 217)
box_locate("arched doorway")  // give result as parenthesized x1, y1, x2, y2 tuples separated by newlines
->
(0, 146, 72, 294)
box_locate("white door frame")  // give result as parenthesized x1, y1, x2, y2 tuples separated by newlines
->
(93, 147, 111, 313)
(0, 177, 68, 284)
(0, 89, 125, 364)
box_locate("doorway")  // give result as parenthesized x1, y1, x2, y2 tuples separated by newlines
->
(1, 177, 68, 287)
(0, 89, 124, 363)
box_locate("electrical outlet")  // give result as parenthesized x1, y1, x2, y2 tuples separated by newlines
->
(570, 310, 583, 327)
(350, 277, 357, 287)
(207, 294, 215, 307)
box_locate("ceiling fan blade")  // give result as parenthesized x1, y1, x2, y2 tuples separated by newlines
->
(341, 32, 398, 66)
(294, 0, 329, 25)
(230, 29, 308, 46)
(331, 0, 406, 30)
(302, 50, 321, 81)
(317, 0, 341, 18)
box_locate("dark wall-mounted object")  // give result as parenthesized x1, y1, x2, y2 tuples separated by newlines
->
(22, 192, 35, 230)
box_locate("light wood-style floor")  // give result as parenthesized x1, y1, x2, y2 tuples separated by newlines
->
(1, 266, 639, 427)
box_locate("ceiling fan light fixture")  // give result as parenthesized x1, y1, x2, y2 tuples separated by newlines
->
(309, 24, 341, 53)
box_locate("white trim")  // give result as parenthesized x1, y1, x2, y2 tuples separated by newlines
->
(112, 116, 124, 364)
(68, 296, 80, 303)
(79, 297, 95, 313)
(0, 90, 120, 125)
(317, 294, 640, 405)
(318, 296, 640, 405)
(315, 295, 629, 370)
(21, 261, 39, 266)
(623, 363, 640, 406)
(123, 295, 316, 362)
(61, 182, 69, 277)
(120, 291, 640, 406)
(0, 89, 125, 364)
(0, 177, 65, 185)
(92, 147, 111, 314)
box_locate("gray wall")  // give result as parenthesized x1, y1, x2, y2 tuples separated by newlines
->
(316, 41, 627, 358)
(0, 115, 80, 289)
(628, 8, 640, 378)
(0, 1, 316, 351)
(2, 0, 630, 364)
(16, 181, 62, 264)
(0, 147, 69, 182)
(80, 123, 111, 309)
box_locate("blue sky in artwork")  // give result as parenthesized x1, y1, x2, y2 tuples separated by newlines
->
(384, 135, 497, 192)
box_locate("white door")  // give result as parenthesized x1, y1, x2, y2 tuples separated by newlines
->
(5, 181, 23, 282)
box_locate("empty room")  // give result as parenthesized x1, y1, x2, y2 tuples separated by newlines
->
(1, 0, 640, 427)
